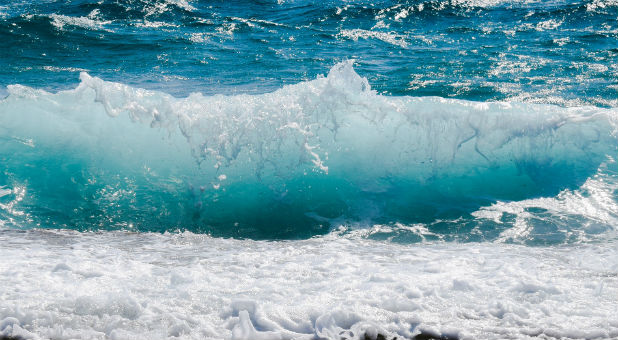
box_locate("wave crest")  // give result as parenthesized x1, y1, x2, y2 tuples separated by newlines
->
(1, 62, 616, 238)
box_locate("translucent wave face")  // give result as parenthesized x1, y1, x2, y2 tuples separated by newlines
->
(1, 62, 616, 240)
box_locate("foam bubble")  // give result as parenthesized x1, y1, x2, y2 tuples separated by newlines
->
(338, 29, 409, 48)
(48, 13, 112, 32)
(0, 229, 616, 340)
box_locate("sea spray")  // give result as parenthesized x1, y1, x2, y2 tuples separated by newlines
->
(1, 62, 616, 238)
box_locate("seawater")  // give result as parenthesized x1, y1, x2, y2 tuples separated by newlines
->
(1, 0, 616, 105)
(1, 63, 616, 242)
(0, 1, 617, 340)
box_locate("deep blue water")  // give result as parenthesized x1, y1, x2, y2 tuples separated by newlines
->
(1, 0, 616, 104)
(0, 0, 616, 242)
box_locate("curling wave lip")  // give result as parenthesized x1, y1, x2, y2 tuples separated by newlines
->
(0, 62, 617, 238)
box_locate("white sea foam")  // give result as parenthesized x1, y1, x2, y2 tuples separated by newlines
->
(338, 29, 408, 48)
(230, 16, 287, 28)
(0, 229, 616, 340)
(535, 18, 563, 31)
(472, 161, 618, 243)
(135, 20, 179, 28)
(4, 61, 615, 182)
(586, 0, 618, 13)
(48, 14, 112, 32)
(142, 0, 195, 17)
(41, 66, 89, 73)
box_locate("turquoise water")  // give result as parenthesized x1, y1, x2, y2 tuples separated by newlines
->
(0, 0, 617, 242)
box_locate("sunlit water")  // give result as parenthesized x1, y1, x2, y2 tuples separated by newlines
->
(1, 1, 617, 339)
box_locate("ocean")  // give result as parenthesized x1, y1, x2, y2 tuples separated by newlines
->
(0, 0, 617, 339)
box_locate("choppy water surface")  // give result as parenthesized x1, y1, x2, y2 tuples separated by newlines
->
(1, 0, 617, 105)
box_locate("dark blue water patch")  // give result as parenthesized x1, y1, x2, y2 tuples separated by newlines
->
(1, 0, 616, 106)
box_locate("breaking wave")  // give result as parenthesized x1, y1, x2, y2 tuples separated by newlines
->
(0, 62, 616, 239)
